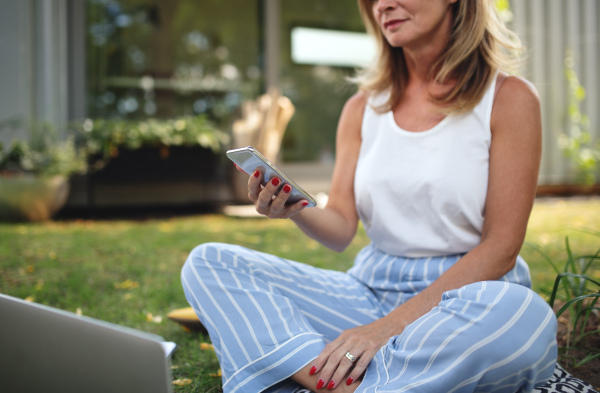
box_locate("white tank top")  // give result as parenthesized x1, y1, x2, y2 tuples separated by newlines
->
(354, 76, 497, 257)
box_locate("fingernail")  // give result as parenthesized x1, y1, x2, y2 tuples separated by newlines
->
(346, 377, 354, 386)
(271, 177, 280, 187)
(302, 201, 309, 207)
(235, 164, 248, 175)
(327, 380, 336, 389)
(316, 379, 325, 389)
(282, 184, 291, 193)
(253, 170, 260, 178)
(309, 365, 317, 376)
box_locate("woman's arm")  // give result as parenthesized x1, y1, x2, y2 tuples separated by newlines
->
(313, 75, 543, 388)
(249, 92, 367, 252)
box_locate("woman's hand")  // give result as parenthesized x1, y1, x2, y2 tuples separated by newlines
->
(243, 166, 309, 219)
(311, 317, 401, 390)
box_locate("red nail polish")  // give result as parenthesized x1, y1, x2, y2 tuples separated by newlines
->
(235, 164, 249, 175)
(316, 379, 325, 389)
(271, 177, 280, 187)
(309, 365, 317, 376)
(302, 201, 309, 207)
(346, 377, 354, 386)
(282, 184, 291, 193)
(327, 380, 336, 389)
(253, 170, 260, 178)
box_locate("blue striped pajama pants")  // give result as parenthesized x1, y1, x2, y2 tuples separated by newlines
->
(181, 242, 557, 393)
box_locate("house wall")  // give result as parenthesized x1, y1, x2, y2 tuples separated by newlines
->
(0, 0, 33, 142)
(0, 0, 70, 138)
(512, 0, 599, 185)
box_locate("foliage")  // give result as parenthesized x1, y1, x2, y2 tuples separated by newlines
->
(0, 118, 87, 178)
(526, 232, 600, 367)
(558, 50, 600, 186)
(73, 114, 229, 170)
(1, 114, 228, 178)
(494, 0, 514, 23)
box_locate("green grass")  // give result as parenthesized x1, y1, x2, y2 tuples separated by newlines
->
(521, 198, 600, 297)
(1, 197, 599, 392)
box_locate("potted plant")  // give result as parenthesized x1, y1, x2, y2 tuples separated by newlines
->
(76, 114, 228, 174)
(0, 118, 87, 221)
(68, 115, 231, 207)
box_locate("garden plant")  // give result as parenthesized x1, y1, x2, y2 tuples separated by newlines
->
(527, 232, 600, 382)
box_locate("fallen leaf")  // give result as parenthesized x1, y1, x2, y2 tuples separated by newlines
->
(307, 240, 320, 250)
(159, 223, 174, 233)
(200, 343, 215, 351)
(209, 369, 222, 378)
(146, 313, 163, 323)
(114, 279, 139, 290)
(172, 378, 192, 386)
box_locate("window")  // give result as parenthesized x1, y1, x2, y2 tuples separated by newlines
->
(86, 0, 261, 129)
(280, 0, 366, 162)
(291, 27, 375, 68)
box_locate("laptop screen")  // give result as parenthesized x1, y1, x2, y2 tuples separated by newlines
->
(0, 293, 173, 393)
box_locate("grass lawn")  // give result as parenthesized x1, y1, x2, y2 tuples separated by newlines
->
(1, 196, 598, 392)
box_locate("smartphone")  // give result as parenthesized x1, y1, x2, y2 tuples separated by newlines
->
(226, 146, 317, 207)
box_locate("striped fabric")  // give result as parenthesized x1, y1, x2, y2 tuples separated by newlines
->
(181, 242, 557, 393)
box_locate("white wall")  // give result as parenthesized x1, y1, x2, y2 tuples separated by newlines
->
(512, 0, 599, 185)
(0, 0, 69, 139)
(0, 0, 33, 141)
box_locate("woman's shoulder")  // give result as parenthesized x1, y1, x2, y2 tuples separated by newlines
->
(344, 91, 369, 111)
(339, 91, 369, 125)
(492, 73, 540, 118)
(336, 91, 369, 141)
(494, 72, 540, 106)
(491, 72, 541, 134)
(346, 89, 391, 111)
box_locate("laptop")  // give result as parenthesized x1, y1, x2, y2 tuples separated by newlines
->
(0, 293, 175, 393)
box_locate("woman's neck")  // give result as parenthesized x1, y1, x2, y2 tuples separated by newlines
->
(401, 6, 454, 85)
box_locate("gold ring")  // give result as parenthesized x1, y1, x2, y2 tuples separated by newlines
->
(345, 352, 356, 363)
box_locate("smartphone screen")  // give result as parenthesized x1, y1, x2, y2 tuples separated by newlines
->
(226, 146, 317, 207)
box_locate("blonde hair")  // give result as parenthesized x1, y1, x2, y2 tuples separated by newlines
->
(354, 0, 523, 114)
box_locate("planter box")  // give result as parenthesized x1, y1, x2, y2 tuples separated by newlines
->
(91, 146, 223, 183)
(66, 146, 234, 208)
(536, 184, 600, 197)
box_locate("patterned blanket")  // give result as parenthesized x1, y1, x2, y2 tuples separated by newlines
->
(533, 364, 598, 393)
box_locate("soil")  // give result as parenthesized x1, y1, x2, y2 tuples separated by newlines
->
(554, 302, 600, 389)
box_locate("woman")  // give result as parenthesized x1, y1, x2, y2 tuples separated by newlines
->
(181, 0, 558, 392)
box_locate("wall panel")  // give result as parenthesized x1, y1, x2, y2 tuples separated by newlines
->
(511, 0, 600, 185)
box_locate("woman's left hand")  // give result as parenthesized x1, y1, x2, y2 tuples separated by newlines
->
(311, 317, 401, 390)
